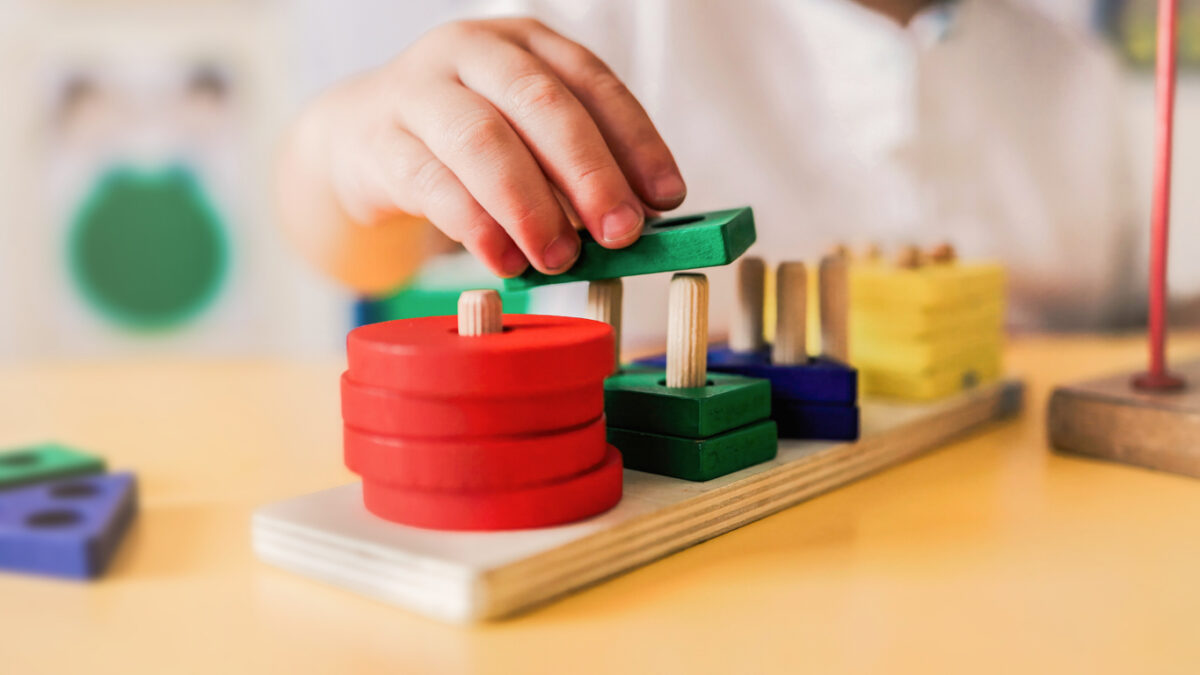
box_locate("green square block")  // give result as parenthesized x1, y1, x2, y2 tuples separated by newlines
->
(608, 419, 778, 482)
(604, 369, 772, 438)
(502, 207, 756, 290)
(0, 442, 106, 490)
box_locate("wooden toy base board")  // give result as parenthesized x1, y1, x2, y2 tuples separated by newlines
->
(253, 380, 1022, 624)
(1049, 360, 1200, 478)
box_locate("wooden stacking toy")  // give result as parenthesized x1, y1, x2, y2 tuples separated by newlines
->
(252, 204, 1025, 623)
(605, 274, 778, 481)
(341, 290, 623, 530)
(849, 244, 1005, 401)
(636, 255, 860, 440)
(1050, 0, 1200, 478)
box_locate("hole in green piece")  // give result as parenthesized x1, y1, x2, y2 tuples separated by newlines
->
(50, 482, 99, 499)
(0, 452, 39, 467)
(26, 509, 83, 528)
(657, 378, 716, 388)
(68, 165, 229, 331)
(651, 214, 706, 228)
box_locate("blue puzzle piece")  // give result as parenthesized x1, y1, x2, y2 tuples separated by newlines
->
(636, 345, 858, 404)
(772, 399, 860, 441)
(0, 472, 138, 580)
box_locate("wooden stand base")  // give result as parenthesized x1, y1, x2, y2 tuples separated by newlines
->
(254, 380, 1022, 623)
(1049, 360, 1200, 477)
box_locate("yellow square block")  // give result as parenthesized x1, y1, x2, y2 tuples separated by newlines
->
(849, 259, 1006, 400)
(851, 261, 1006, 310)
(762, 258, 1006, 400)
(860, 350, 1003, 400)
(853, 333, 1003, 374)
(850, 299, 1004, 340)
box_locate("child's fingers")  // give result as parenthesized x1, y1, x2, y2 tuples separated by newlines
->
(375, 130, 528, 278)
(519, 23, 686, 211)
(457, 35, 645, 249)
(398, 82, 579, 275)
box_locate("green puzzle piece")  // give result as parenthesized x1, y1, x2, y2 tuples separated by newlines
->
(604, 370, 771, 438)
(0, 443, 106, 490)
(502, 207, 756, 290)
(608, 419, 778, 482)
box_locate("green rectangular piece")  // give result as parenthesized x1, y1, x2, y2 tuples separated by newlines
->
(502, 207, 756, 290)
(604, 369, 772, 438)
(608, 419, 778, 482)
(0, 443, 106, 490)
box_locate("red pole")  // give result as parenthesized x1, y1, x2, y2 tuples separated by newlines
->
(1135, 0, 1185, 391)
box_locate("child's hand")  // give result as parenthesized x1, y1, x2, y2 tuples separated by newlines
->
(314, 18, 686, 279)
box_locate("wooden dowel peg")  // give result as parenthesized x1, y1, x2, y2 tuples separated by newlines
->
(895, 245, 923, 270)
(457, 290, 503, 336)
(819, 255, 849, 362)
(666, 273, 708, 389)
(928, 242, 957, 264)
(772, 261, 808, 366)
(730, 257, 766, 353)
(861, 242, 882, 262)
(587, 278, 623, 372)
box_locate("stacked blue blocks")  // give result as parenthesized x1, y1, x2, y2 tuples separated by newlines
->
(638, 345, 860, 441)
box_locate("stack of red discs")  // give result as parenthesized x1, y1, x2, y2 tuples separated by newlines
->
(341, 313, 623, 530)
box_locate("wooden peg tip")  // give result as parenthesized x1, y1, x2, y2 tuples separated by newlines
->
(773, 261, 808, 366)
(666, 273, 708, 389)
(818, 255, 849, 362)
(457, 289, 503, 336)
(730, 257, 766, 353)
(928, 242, 957, 264)
(587, 278, 623, 372)
(895, 245, 923, 270)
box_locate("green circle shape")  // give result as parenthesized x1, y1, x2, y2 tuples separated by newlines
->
(68, 166, 229, 331)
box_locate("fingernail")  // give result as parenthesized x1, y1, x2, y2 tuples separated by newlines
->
(542, 234, 580, 272)
(601, 203, 643, 243)
(654, 173, 686, 203)
(500, 245, 528, 277)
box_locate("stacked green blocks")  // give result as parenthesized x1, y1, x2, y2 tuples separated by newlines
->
(605, 372, 777, 481)
(603, 273, 777, 482)
(515, 206, 775, 481)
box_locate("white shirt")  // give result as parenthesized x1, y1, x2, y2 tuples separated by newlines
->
(301, 0, 1141, 345)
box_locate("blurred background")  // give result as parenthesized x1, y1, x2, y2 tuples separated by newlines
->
(0, 0, 1198, 361)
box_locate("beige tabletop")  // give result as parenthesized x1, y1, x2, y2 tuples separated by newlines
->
(3, 334, 1200, 674)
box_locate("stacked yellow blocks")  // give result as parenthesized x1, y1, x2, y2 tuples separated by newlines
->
(848, 245, 1005, 401)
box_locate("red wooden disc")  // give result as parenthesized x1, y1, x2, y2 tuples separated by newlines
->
(361, 445, 623, 531)
(344, 416, 608, 490)
(346, 315, 614, 396)
(340, 373, 604, 438)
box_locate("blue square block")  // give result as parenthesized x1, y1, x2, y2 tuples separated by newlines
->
(636, 345, 857, 404)
(772, 399, 860, 441)
(0, 472, 138, 580)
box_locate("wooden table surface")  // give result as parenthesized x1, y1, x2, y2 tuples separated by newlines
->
(4, 334, 1200, 674)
